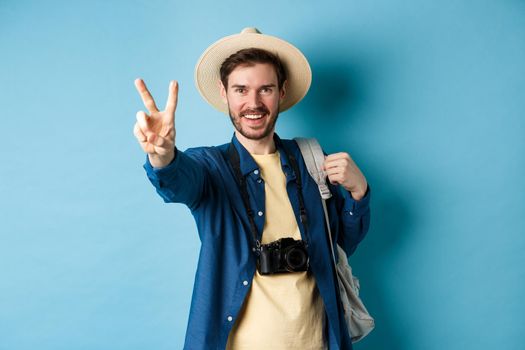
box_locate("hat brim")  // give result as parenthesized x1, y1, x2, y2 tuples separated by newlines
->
(194, 30, 311, 114)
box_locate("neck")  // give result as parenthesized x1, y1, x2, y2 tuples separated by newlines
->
(235, 131, 276, 155)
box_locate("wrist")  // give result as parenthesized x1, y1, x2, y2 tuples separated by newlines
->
(350, 190, 365, 201)
(345, 181, 368, 201)
(149, 151, 175, 169)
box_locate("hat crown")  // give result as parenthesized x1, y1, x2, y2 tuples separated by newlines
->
(241, 27, 261, 34)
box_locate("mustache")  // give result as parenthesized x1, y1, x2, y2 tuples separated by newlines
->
(241, 107, 269, 116)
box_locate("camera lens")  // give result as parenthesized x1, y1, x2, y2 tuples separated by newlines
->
(285, 246, 308, 271)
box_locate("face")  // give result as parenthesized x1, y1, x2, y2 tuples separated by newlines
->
(220, 63, 286, 141)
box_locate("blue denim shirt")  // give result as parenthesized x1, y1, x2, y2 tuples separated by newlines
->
(144, 133, 371, 350)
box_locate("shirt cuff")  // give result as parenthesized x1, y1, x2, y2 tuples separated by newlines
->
(342, 185, 371, 217)
(143, 148, 180, 186)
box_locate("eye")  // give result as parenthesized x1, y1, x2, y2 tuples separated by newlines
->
(260, 87, 273, 94)
(234, 88, 246, 94)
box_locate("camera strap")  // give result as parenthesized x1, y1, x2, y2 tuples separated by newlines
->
(228, 138, 309, 252)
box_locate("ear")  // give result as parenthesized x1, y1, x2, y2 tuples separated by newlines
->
(280, 80, 287, 101)
(218, 80, 228, 104)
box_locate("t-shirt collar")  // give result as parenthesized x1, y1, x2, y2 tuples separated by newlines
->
(230, 132, 292, 177)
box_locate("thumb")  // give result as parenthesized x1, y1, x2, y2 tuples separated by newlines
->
(136, 111, 151, 131)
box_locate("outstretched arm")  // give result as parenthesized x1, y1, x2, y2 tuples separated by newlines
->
(134, 79, 207, 209)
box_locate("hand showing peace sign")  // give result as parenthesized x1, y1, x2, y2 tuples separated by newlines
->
(133, 79, 178, 168)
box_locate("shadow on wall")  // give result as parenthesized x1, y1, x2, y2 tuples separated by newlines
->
(296, 58, 413, 349)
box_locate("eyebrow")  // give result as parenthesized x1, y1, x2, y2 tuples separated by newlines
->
(230, 84, 277, 89)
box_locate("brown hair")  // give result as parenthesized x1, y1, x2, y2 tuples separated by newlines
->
(220, 48, 287, 90)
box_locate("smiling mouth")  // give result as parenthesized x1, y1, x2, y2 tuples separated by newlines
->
(243, 114, 265, 120)
(241, 107, 269, 120)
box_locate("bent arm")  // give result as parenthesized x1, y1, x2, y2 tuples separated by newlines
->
(336, 186, 371, 256)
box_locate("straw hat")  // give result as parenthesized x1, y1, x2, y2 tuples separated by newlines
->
(194, 27, 312, 114)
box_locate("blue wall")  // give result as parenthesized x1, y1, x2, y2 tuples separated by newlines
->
(1, 1, 524, 349)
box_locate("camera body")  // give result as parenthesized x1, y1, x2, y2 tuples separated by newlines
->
(258, 237, 309, 275)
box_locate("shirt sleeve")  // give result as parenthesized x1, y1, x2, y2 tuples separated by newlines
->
(143, 148, 208, 210)
(336, 185, 371, 256)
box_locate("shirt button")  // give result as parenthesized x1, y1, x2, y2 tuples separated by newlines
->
(254, 170, 259, 175)
(243, 280, 249, 286)
(258, 211, 263, 216)
(349, 211, 354, 216)
(227, 316, 233, 322)
(257, 178, 263, 184)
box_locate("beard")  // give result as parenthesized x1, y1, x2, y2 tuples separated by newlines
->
(228, 105, 280, 141)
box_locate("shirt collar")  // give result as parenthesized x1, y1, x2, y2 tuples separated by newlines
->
(231, 132, 292, 177)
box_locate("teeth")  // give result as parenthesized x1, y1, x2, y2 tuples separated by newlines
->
(244, 114, 263, 120)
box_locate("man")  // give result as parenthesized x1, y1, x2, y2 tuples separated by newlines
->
(133, 28, 370, 350)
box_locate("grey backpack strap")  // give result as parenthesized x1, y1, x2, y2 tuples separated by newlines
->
(295, 137, 375, 342)
(294, 137, 332, 200)
(294, 137, 337, 264)
(295, 137, 375, 343)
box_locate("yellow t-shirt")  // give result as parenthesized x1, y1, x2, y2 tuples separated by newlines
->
(226, 151, 326, 350)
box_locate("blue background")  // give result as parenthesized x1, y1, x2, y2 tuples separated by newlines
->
(1, 1, 524, 349)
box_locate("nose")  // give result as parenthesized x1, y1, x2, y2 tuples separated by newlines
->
(246, 90, 262, 108)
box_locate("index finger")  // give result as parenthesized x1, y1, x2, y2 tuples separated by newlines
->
(324, 152, 351, 162)
(323, 152, 352, 170)
(134, 78, 159, 113)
